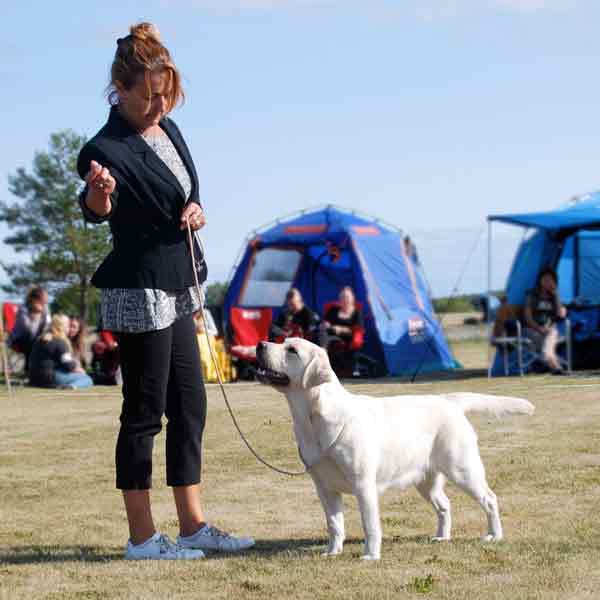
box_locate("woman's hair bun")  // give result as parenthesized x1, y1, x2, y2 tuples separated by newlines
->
(129, 22, 161, 43)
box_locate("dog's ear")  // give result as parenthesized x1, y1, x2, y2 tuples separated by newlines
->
(301, 348, 333, 389)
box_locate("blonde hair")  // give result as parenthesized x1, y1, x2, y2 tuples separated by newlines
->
(41, 314, 72, 347)
(107, 22, 184, 113)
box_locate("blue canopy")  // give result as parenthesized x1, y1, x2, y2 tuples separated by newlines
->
(489, 193, 600, 234)
(491, 193, 600, 305)
(224, 206, 459, 376)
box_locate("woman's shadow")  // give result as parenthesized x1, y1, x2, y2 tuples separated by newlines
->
(0, 538, 352, 564)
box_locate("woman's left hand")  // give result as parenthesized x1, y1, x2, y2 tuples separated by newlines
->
(181, 203, 206, 231)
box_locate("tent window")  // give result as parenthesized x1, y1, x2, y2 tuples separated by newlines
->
(240, 248, 302, 307)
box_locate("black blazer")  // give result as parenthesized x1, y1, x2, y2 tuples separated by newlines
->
(77, 106, 207, 290)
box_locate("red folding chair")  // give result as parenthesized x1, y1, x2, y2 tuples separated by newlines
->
(229, 307, 273, 362)
(2, 302, 25, 375)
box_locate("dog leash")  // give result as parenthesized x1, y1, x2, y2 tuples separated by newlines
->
(186, 219, 309, 477)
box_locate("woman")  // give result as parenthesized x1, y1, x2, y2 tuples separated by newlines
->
(68, 316, 88, 370)
(8, 286, 51, 371)
(28, 314, 93, 389)
(77, 23, 253, 560)
(523, 266, 566, 374)
(321, 286, 364, 376)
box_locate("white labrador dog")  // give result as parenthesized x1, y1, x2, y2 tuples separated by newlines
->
(255, 338, 534, 560)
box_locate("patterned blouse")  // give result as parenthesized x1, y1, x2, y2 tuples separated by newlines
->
(92, 130, 202, 333)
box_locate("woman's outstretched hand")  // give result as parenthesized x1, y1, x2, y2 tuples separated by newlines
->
(84, 160, 115, 217)
(181, 203, 206, 231)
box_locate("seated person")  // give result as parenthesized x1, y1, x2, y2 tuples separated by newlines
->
(91, 329, 121, 385)
(68, 316, 89, 370)
(29, 314, 94, 389)
(7, 285, 51, 372)
(523, 266, 567, 374)
(270, 288, 318, 342)
(321, 286, 364, 376)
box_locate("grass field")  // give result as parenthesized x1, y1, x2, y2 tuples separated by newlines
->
(1, 339, 600, 599)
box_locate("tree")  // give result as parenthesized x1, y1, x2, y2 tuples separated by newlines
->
(0, 130, 111, 321)
(205, 281, 228, 306)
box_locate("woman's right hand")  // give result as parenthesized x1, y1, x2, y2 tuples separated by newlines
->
(84, 160, 116, 217)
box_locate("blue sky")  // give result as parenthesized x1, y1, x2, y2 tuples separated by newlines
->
(2, 0, 600, 299)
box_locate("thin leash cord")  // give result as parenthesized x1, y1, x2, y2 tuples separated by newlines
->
(186, 219, 307, 477)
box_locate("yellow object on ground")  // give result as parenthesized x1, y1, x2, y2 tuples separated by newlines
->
(197, 334, 236, 383)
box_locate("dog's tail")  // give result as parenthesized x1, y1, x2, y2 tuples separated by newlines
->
(445, 392, 535, 419)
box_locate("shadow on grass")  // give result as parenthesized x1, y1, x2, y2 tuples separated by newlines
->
(0, 545, 122, 565)
(0, 539, 365, 565)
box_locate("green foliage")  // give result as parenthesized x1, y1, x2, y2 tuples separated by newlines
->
(205, 281, 228, 306)
(409, 574, 435, 594)
(0, 130, 111, 320)
(51, 284, 102, 325)
(433, 295, 477, 314)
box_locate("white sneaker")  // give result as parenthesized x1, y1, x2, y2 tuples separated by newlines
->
(177, 524, 255, 553)
(125, 532, 205, 560)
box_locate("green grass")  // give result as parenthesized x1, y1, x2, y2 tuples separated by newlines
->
(1, 341, 600, 599)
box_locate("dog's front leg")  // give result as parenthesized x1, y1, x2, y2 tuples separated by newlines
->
(314, 479, 345, 556)
(354, 481, 381, 560)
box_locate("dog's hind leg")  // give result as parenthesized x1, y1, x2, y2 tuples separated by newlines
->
(314, 481, 345, 556)
(354, 481, 381, 560)
(447, 454, 503, 542)
(416, 473, 452, 541)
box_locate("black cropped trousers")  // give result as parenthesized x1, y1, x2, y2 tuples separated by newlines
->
(115, 315, 207, 490)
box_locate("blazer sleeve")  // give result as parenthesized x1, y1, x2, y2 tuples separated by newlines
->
(77, 141, 124, 224)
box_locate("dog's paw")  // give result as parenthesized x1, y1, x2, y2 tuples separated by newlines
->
(431, 536, 451, 543)
(481, 534, 503, 543)
(360, 554, 380, 561)
(321, 549, 342, 557)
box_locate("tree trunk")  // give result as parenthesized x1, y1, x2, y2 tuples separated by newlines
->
(79, 277, 88, 321)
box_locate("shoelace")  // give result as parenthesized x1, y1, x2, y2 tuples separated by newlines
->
(204, 525, 230, 538)
(157, 534, 180, 554)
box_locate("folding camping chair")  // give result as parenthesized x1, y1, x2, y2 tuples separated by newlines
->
(488, 303, 572, 377)
(228, 307, 273, 379)
(2, 302, 26, 377)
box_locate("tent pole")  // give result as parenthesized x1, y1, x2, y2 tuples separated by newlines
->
(487, 219, 493, 377)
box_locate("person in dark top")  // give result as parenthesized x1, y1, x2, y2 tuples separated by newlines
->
(8, 285, 51, 372)
(523, 266, 566, 374)
(28, 314, 93, 389)
(270, 288, 318, 342)
(321, 286, 365, 375)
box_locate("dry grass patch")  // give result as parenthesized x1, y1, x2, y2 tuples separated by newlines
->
(1, 356, 600, 599)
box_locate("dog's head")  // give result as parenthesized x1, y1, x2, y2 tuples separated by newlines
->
(255, 338, 335, 391)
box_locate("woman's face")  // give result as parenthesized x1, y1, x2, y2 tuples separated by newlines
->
(340, 289, 354, 311)
(540, 274, 557, 293)
(69, 318, 81, 338)
(117, 70, 172, 131)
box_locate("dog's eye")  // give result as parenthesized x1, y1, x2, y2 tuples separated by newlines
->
(287, 347, 298, 355)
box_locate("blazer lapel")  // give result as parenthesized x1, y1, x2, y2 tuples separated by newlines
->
(110, 107, 187, 203)
(160, 118, 199, 204)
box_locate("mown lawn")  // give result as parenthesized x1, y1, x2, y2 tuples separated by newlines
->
(1, 342, 599, 599)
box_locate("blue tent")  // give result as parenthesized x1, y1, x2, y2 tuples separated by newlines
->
(224, 206, 459, 376)
(490, 193, 600, 305)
